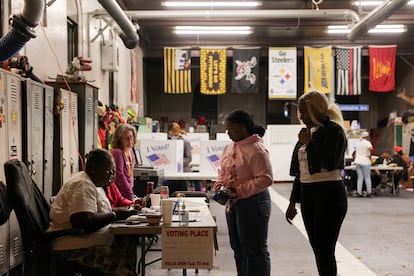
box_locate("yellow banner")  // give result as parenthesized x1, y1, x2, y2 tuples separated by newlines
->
(304, 46, 332, 94)
(200, 48, 227, 95)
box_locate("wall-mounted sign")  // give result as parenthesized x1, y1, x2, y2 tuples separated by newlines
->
(338, 104, 369, 111)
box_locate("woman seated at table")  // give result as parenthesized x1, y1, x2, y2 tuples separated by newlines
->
(105, 182, 136, 208)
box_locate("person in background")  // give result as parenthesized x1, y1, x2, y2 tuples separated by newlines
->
(167, 122, 192, 194)
(354, 131, 373, 197)
(285, 90, 347, 276)
(49, 148, 137, 274)
(371, 151, 391, 191)
(111, 123, 137, 201)
(390, 145, 410, 192)
(105, 182, 135, 208)
(213, 110, 273, 276)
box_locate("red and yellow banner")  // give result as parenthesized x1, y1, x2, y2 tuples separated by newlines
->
(304, 46, 332, 94)
(200, 48, 227, 95)
(369, 45, 397, 92)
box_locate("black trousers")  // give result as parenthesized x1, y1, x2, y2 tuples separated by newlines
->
(300, 180, 348, 276)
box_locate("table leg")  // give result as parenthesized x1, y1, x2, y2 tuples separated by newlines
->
(141, 236, 146, 276)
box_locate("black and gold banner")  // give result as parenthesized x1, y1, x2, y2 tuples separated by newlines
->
(164, 47, 192, 94)
(200, 48, 227, 95)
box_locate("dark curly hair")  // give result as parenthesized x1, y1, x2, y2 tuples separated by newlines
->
(225, 109, 265, 137)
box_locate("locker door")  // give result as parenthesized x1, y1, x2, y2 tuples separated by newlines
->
(0, 222, 7, 274)
(8, 211, 23, 270)
(43, 86, 54, 200)
(60, 89, 72, 184)
(70, 92, 79, 174)
(6, 72, 21, 161)
(0, 70, 7, 182)
(26, 81, 44, 191)
(83, 90, 95, 154)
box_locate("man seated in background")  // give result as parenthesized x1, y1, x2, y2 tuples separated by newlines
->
(390, 146, 410, 192)
(48, 148, 137, 275)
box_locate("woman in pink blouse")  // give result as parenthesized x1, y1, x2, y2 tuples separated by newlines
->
(110, 123, 137, 201)
(213, 109, 273, 276)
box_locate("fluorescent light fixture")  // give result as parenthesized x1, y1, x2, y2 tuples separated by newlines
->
(326, 24, 407, 34)
(174, 26, 252, 35)
(352, 0, 414, 6)
(162, 1, 262, 8)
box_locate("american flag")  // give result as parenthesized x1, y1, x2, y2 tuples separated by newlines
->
(147, 153, 170, 166)
(207, 154, 221, 168)
(335, 46, 362, 96)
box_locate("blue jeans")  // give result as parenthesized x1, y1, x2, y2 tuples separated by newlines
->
(356, 163, 372, 194)
(225, 189, 271, 276)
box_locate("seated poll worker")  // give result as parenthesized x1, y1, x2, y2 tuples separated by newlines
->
(49, 148, 138, 275)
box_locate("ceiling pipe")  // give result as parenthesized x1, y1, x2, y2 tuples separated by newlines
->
(0, 0, 44, 62)
(347, 0, 410, 41)
(97, 0, 139, 49)
(93, 9, 360, 24)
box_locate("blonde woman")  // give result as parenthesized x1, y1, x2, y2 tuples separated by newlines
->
(111, 123, 137, 201)
(285, 90, 347, 276)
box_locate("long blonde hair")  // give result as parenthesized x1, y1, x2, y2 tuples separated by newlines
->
(298, 90, 344, 127)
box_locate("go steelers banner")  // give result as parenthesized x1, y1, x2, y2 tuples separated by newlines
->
(268, 47, 297, 99)
(200, 48, 227, 95)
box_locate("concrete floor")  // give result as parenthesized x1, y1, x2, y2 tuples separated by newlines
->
(144, 183, 414, 276)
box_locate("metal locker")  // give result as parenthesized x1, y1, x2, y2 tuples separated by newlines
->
(0, 223, 7, 275)
(22, 79, 44, 193)
(53, 88, 79, 193)
(43, 85, 54, 200)
(0, 70, 7, 181)
(8, 211, 22, 270)
(6, 72, 22, 161)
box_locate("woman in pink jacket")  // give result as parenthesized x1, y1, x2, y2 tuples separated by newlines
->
(213, 109, 273, 276)
(110, 123, 137, 201)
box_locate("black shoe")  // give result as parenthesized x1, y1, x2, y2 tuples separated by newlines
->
(366, 193, 372, 198)
(358, 193, 363, 197)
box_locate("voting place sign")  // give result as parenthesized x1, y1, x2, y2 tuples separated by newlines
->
(162, 227, 213, 269)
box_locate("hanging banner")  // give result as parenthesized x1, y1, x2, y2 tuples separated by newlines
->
(164, 47, 192, 94)
(231, 47, 260, 93)
(130, 51, 137, 102)
(369, 45, 397, 92)
(200, 48, 227, 95)
(304, 46, 333, 94)
(335, 46, 362, 96)
(268, 47, 297, 99)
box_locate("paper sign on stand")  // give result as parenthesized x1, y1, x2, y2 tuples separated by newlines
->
(140, 140, 183, 174)
(136, 133, 168, 149)
(183, 133, 209, 165)
(162, 227, 213, 269)
(199, 140, 231, 176)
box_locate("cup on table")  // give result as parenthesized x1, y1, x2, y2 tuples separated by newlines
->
(150, 194, 161, 207)
(161, 199, 173, 225)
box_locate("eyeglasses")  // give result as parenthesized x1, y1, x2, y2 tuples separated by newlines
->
(121, 135, 134, 141)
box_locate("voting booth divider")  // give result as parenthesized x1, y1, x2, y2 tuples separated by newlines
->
(183, 133, 210, 167)
(140, 140, 184, 174)
(199, 140, 232, 176)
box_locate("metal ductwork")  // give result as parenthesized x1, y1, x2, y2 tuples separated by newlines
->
(97, 0, 139, 49)
(0, 0, 44, 62)
(347, 0, 410, 41)
(118, 9, 360, 23)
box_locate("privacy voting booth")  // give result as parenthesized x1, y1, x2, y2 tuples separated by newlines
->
(199, 140, 231, 176)
(183, 132, 210, 167)
(140, 140, 184, 174)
